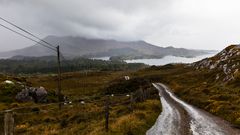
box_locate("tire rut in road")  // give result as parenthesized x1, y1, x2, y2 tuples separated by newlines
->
(147, 83, 191, 135)
(149, 83, 240, 135)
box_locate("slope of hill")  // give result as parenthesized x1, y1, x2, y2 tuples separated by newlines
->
(0, 71, 160, 134)
(0, 36, 209, 59)
(0, 44, 239, 134)
(129, 44, 240, 127)
(192, 45, 240, 82)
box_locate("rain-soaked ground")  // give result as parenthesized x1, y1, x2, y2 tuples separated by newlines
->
(147, 83, 240, 135)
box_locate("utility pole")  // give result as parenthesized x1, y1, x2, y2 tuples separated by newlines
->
(57, 46, 62, 109)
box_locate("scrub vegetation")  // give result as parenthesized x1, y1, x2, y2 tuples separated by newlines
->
(0, 71, 160, 135)
(133, 56, 240, 127)
(1, 45, 240, 134)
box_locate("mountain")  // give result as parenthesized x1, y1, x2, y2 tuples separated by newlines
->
(192, 45, 240, 82)
(0, 36, 211, 59)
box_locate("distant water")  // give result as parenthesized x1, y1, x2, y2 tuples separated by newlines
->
(91, 53, 216, 66)
(0, 54, 216, 66)
(125, 53, 216, 66)
(0, 57, 9, 59)
(91, 57, 110, 61)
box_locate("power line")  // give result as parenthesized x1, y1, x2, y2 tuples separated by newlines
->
(0, 16, 57, 48)
(0, 17, 64, 111)
(0, 23, 57, 52)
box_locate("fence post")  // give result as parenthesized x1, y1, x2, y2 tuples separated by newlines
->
(4, 110, 14, 135)
(130, 92, 134, 112)
(105, 95, 110, 132)
(140, 86, 145, 102)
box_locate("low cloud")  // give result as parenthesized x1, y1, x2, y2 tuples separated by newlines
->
(0, 0, 240, 51)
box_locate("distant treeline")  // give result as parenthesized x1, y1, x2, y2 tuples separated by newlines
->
(0, 56, 147, 74)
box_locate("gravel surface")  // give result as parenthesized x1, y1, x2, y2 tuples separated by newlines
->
(147, 83, 240, 135)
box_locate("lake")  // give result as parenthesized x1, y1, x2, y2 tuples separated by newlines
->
(91, 57, 110, 61)
(0, 57, 9, 59)
(125, 54, 216, 66)
(92, 53, 216, 66)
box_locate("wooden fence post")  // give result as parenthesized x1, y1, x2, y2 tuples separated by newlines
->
(139, 86, 145, 102)
(105, 95, 110, 132)
(130, 92, 134, 112)
(4, 110, 14, 135)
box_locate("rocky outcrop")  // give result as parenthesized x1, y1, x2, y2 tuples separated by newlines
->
(16, 86, 48, 103)
(192, 45, 240, 82)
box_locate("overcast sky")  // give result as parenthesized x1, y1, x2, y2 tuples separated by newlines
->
(0, 0, 240, 52)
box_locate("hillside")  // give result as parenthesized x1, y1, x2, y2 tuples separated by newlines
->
(131, 44, 240, 127)
(192, 45, 240, 82)
(0, 36, 209, 59)
(0, 71, 160, 134)
(0, 44, 240, 134)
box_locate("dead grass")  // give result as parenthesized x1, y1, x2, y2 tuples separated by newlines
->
(134, 64, 240, 126)
(0, 71, 161, 135)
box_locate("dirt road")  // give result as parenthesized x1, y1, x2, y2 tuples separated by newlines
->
(147, 83, 240, 135)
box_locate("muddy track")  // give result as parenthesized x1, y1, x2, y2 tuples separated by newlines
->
(147, 83, 240, 135)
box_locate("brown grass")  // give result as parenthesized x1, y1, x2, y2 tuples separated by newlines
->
(0, 71, 161, 135)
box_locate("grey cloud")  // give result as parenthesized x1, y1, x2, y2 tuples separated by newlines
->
(0, 0, 240, 51)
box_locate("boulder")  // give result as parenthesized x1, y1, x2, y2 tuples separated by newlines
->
(16, 86, 48, 103)
(15, 89, 33, 102)
(36, 87, 47, 97)
(35, 86, 48, 103)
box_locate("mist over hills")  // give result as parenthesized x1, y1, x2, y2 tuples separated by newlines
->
(0, 36, 211, 59)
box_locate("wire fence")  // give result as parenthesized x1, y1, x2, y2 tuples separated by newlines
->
(0, 87, 158, 135)
(0, 16, 161, 135)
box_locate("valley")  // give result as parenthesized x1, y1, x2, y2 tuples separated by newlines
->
(1, 1, 240, 134)
(1, 45, 240, 134)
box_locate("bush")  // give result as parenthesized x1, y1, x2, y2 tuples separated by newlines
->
(105, 78, 151, 94)
(0, 82, 23, 102)
(60, 119, 68, 128)
(31, 107, 40, 113)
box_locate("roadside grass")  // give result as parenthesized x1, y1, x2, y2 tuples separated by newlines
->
(0, 71, 161, 135)
(12, 99, 160, 135)
(133, 64, 240, 127)
(89, 100, 161, 135)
